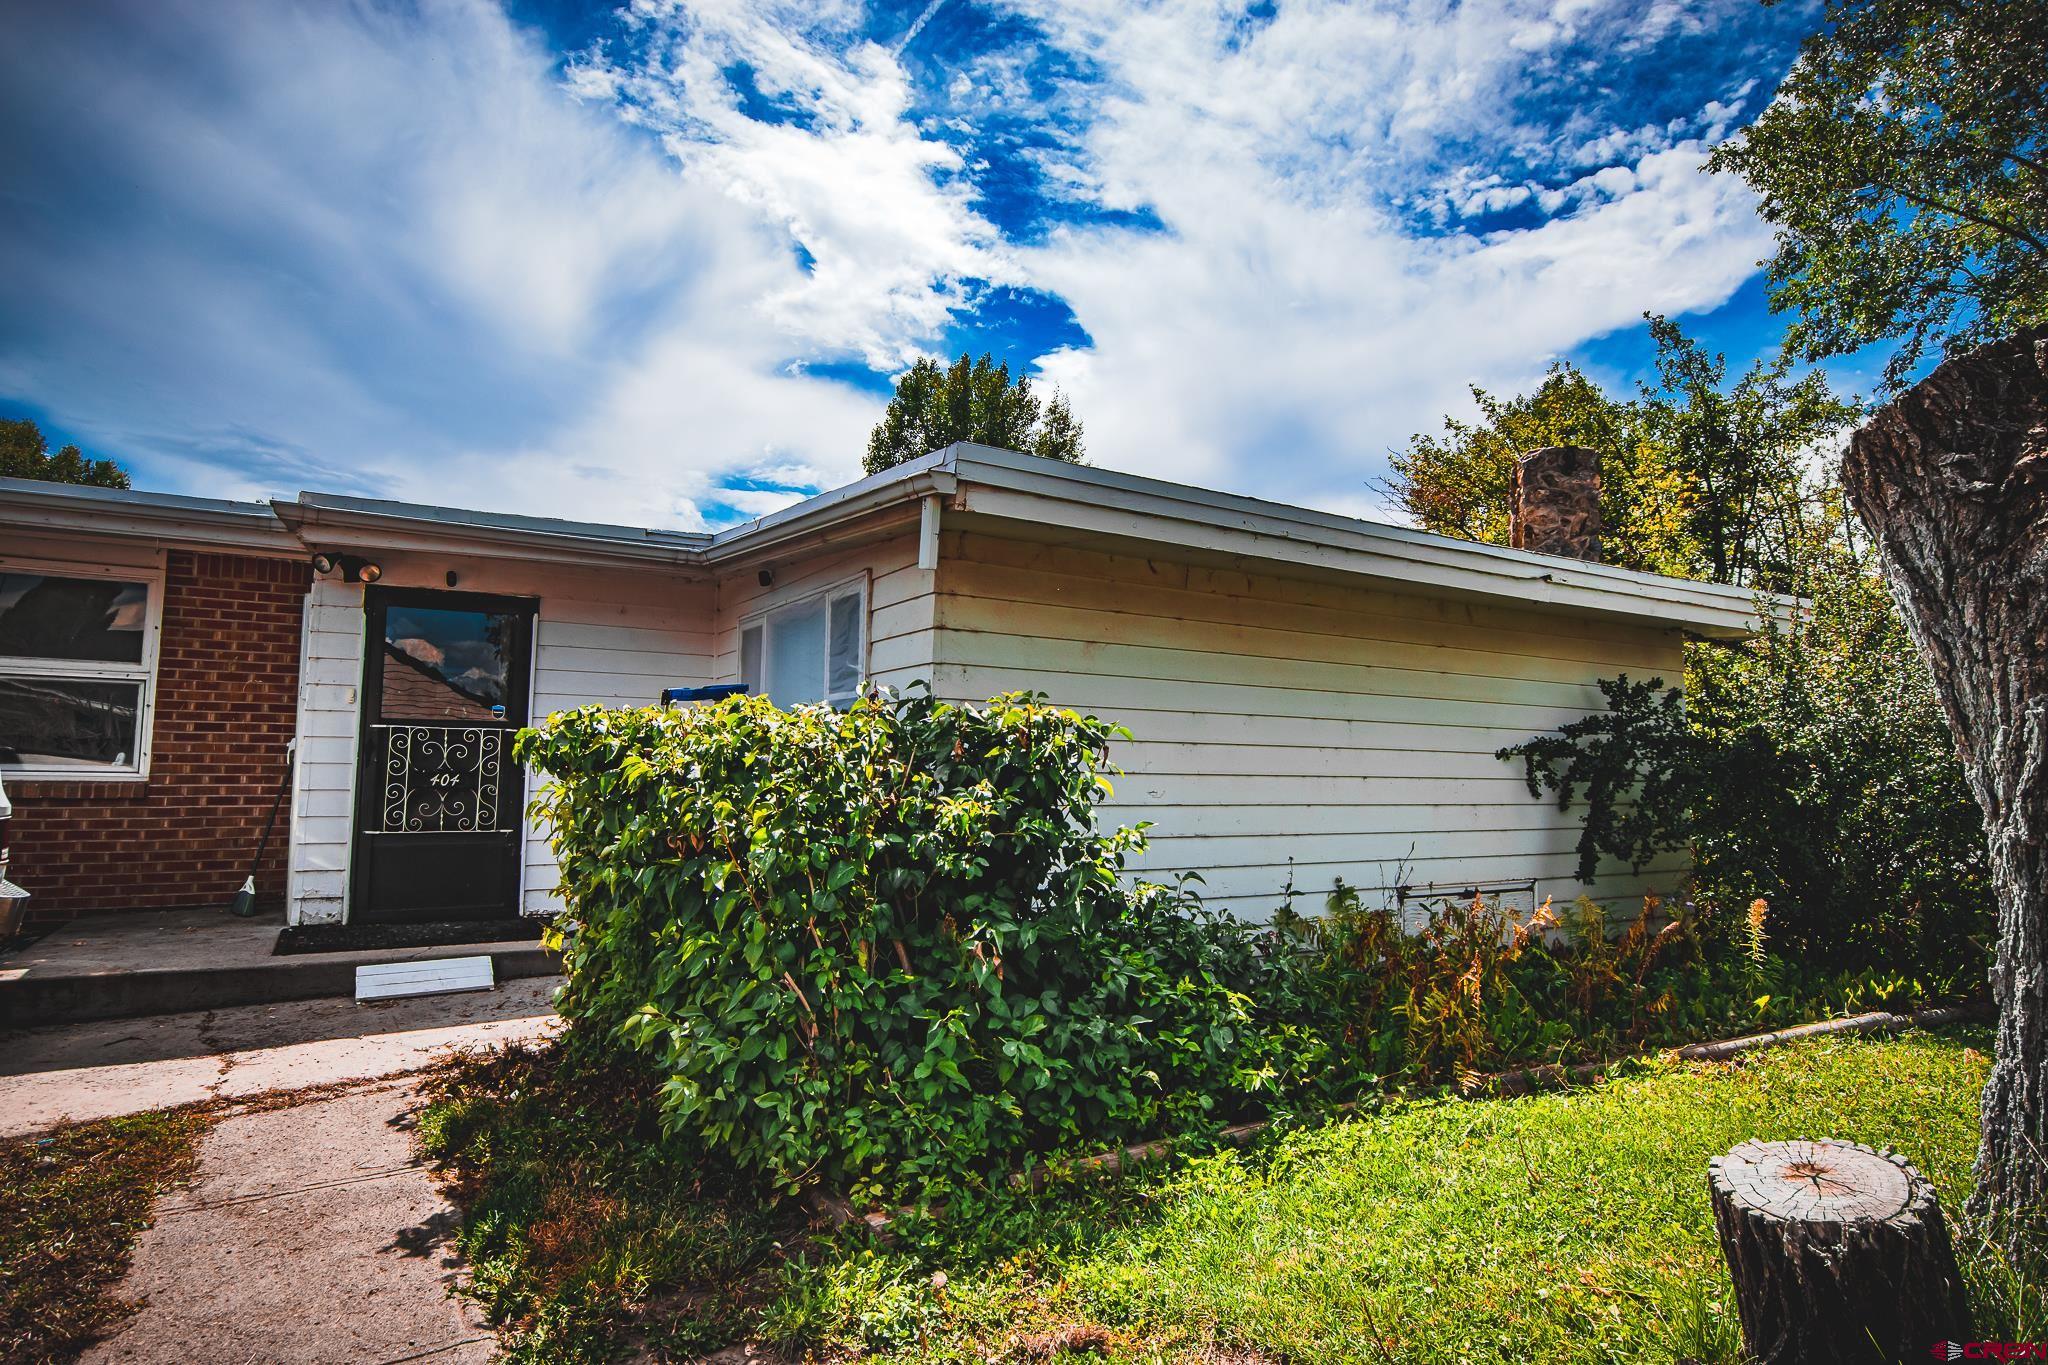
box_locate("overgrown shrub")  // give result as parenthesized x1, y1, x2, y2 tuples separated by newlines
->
(1687, 560, 1990, 979)
(517, 687, 1269, 1203)
(1270, 885, 1740, 1086)
(1497, 520, 1991, 984)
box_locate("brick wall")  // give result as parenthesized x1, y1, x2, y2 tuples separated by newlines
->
(8, 551, 313, 924)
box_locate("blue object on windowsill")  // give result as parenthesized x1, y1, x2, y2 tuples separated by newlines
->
(662, 684, 750, 705)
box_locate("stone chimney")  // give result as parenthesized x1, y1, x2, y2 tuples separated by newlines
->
(1509, 446, 1602, 562)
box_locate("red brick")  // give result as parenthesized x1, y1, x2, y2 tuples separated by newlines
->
(11, 550, 313, 925)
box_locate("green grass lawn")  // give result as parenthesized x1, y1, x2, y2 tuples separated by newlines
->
(420, 1029, 2023, 1363)
(0, 1109, 207, 1363)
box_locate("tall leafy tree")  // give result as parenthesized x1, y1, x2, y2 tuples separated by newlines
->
(1706, 0, 2048, 388)
(864, 353, 1085, 474)
(1635, 317, 1860, 588)
(1384, 362, 1642, 554)
(1384, 320, 1856, 587)
(0, 417, 129, 488)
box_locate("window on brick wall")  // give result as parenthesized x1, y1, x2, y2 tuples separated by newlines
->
(0, 560, 163, 779)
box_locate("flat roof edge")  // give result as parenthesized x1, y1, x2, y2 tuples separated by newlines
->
(943, 449, 1764, 636)
(0, 476, 302, 553)
(0, 451, 1771, 636)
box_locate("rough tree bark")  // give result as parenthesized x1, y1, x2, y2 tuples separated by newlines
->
(1841, 327, 2048, 1240)
(1709, 1139, 1969, 1362)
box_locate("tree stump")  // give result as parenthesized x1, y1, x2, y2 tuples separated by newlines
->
(1709, 1139, 1969, 1364)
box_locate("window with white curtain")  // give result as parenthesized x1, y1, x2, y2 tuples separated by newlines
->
(738, 579, 866, 707)
(0, 561, 162, 778)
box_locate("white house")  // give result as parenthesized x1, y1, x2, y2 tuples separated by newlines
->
(0, 445, 1756, 931)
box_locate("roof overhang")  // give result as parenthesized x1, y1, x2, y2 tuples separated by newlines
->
(0, 476, 302, 555)
(270, 455, 958, 574)
(933, 445, 1767, 640)
(0, 449, 1766, 638)
(275, 493, 715, 573)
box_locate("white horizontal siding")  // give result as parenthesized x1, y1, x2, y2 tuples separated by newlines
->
(287, 522, 1681, 929)
(288, 578, 364, 925)
(931, 531, 1690, 923)
(522, 583, 715, 914)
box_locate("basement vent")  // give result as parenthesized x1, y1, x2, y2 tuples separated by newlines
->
(1393, 879, 1540, 920)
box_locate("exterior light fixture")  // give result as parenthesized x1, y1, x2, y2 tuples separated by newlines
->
(311, 553, 382, 583)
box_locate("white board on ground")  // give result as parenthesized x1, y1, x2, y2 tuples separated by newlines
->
(355, 955, 495, 1002)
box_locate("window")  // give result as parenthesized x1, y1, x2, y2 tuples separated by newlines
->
(738, 580, 866, 707)
(0, 563, 161, 778)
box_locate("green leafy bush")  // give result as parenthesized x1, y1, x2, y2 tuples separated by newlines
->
(1496, 675, 1694, 885)
(1496, 551, 1991, 984)
(1268, 880, 1928, 1089)
(517, 687, 1268, 1203)
(1686, 560, 1991, 980)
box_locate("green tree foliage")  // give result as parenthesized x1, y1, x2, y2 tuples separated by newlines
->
(1688, 512, 1989, 979)
(517, 687, 1261, 1202)
(1408, 325, 1983, 981)
(1385, 362, 1640, 552)
(0, 417, 128, 488)
(1635, 317, 1860, 587)
(863, 353, 1085, 474)
(1385, 317, 1857, 586)
(1705, 0, 2048, 388)
(1498, 676, 1698, 886)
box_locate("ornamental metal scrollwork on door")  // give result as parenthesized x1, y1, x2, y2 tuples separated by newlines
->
(373, 724, 511, 834)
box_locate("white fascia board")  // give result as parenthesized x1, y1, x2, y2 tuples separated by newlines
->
(274, 456, 958, 574)
(702, 450, 958, 564)
(276, 498, 713, 572)
(944, 446, 1767, 638)
(0, 477, 301, 555)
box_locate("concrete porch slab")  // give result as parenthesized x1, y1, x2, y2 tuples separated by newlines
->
(0, 907, 558, 1026)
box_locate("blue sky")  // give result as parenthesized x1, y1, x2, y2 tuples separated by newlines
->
(0, 0, 1865, 529)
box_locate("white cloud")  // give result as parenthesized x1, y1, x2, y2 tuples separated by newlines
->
(1, 0, 1793, 529)
(0, 0, 884, 525)
(1002, 0, 1774, 508)
(580, 0, 1018, 371)
(716, 486, 814, 517)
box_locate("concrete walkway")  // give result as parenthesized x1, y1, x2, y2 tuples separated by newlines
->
(3, 980, 565, 1361)
(84, 1077, 495, 1365)
(0, 976, 561, 1136)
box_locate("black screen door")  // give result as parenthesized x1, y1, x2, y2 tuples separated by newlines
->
(351, 588, 536, 923)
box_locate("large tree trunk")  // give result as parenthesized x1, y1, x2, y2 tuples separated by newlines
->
(1841, 327, 2048, 1241)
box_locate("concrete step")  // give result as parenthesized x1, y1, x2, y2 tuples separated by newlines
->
(0, 909, 562, 1027)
